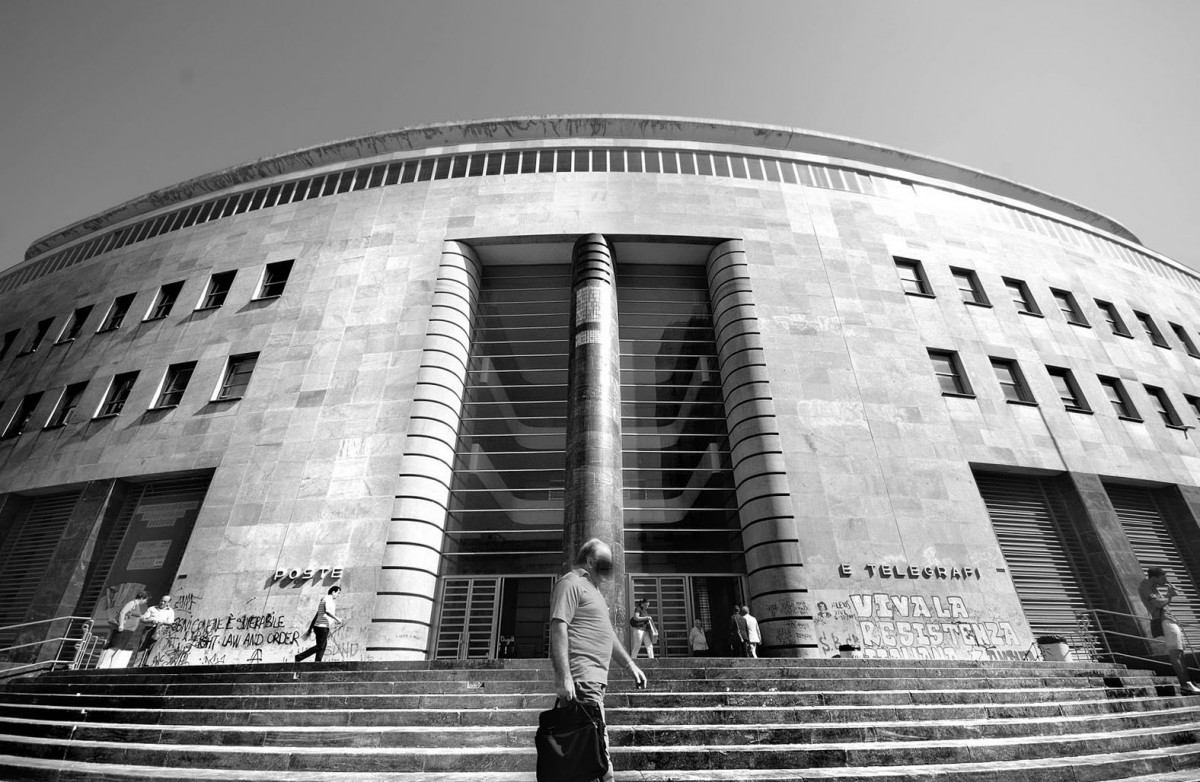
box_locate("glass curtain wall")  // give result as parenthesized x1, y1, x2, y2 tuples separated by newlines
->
(443, 265, 571, 576)
(617, 263, 745, 574)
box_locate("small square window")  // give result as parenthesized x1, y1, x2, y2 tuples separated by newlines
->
(56, 305, 94, 343)
(154, 362, 196, 409)
(1144, 385, 1184, 428)
(1134, 311, 1169, 348)
(145, 281, 184, 321)
(1094, 299, 1132, 337)
(1186, 394, 1200, 423)
(895, 258, 934, 297)
(1098, 376, 1140, 421)
(2, 392, 43, 439)
(1050, 288, 1089, 327)
(97, 293, 137, 332)
(991, 358, 1036, 404)
(215, 353, 259, 401)
(17, 318, 54, 356)
(1046, 366, 1090, 413)
(0, 330, 18, 362)
(96, 371, 139, 417)
(1169, 323, 1200, 358)
(45, 382, 88, 428)
(927, 349, 973, 397)
(1002, 277, 1042, 316)
(199, 271, 237, 310)
(256, 260, 294, 299)
(950, 267, 990, 306)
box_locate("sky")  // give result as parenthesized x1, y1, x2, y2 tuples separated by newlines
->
(1, 1, 1197, 275)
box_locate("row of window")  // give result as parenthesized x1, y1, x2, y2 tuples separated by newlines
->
(0, 353, 260, 440)
(0, 261, 293, 370)
(895, 257, 1200, 358)
(928, 348, 1200, 428)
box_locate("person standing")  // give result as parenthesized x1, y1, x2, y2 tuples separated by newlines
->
(688, 621, 709, 657)
(729, 607, 747, 656)
(740, 604, 761, 658)
(135, 594, 175, 666)
(550, 538, 647, 782)
(629, 599, 657, 659)
(98, 591, 148, 669)
(1139, 567, 1200, 694)
(296, 585, 342, 663)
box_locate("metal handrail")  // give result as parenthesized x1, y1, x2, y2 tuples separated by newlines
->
(1070, 607, 1200, 676)
(0, 615, 96, 678)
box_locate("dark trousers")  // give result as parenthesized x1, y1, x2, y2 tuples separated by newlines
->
(296, 626, 329, 662)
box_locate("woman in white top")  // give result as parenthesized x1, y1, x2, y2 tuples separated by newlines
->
(630, 600, 657, 659)
(688, 621, 709, 657)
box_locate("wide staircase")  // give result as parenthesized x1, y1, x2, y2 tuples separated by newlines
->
(1, 657, 1199, 781)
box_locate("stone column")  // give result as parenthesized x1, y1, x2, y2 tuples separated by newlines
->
(369, 241, 481, 660)
(706, 240, 811, 657)
(562, 234, 626, 622)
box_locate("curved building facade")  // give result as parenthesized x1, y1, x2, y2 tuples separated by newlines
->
(2, 116, 1199, 665)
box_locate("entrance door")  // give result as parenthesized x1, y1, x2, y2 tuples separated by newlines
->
(630, 575, 744, 657)
(435, 575, 554, 659)
(497, 577, 553, 658)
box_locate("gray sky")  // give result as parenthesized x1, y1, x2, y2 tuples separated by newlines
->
(2, 1, 1197, 274)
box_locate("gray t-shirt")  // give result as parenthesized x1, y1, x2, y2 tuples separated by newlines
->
(550, 569, 613, 685)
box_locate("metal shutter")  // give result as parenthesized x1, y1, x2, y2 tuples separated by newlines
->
(631, 576, 689, 657)
(435, 577, 498, 659)
(974, 473, 1105, 645)
(1105, 483, 1200, 630)
(0, 490, 83, 638)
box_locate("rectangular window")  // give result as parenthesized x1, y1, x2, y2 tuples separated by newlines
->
(45, 382, 87, 428)
(895, 257, 934, 297)
(1186, 394, 1200, 423)
(991, 358, 1035, 404)
(950, 267, 990, 306)
(2, 392, 43, 439)
(1134, 311, 1169, 347)
(154, 362, 196, 408)
(97, 293, 136, 332)
(1143, 385, 1184, 427)
(1094, 299, 1132, 337)
(17, 318, 55, 355)
(215, 353, 259, 401)
(56, 305, 93, 343)
(0, 330, 18, 362)
(1046, 366, 1090, 412)
(145, 280, 185, 321)
(1003, 277, 1042, 316)
(1098, 376, 1140, 420)
(256, 260, 294, 299)
(96, 371, 139, 417)
(927, 349, 973, 396)
(1170, 323, 1200, 357)
(198, 270, 237, 309)
(1050, 288, 1089, 326)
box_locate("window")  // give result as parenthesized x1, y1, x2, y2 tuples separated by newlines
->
(1050, 288, 1089, 327)
(215, 353, 259, 400)
(1098, 376, 1140, 420)
(45, 382, 87, 428)
(145, 281, 184, 321)
(56, 305, 94, 343)
(2, 392, 43, 439)
(1002, 277, 1042, 316)
(0, 330, 18, 362)
(1186, 394, 1200, 422)
(991, 358, 1035, 404)
(927, 349, 973, 396)
(1046, 366, 1090, 413)
(154, 362, 196, 408)
(894, 257, 933, 297)
(951, 267, 990, 306)
(96, 372, 139, 417)
(1169, 323, 1200, 358)
(198, 271, 237, 309)
(17, 318, 54, 355)
(97, 293, 136, 332)
(256, 260, 294, 299)
(1144, 385, 1184, 428)
(1134, 311, 1169, 348)
(1094, 299, 1132, 337)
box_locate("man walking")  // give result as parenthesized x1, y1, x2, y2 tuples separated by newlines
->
(1139, 567, 1199, 694)
(135, 594, 175, 666)
(550, 538, 647, 781)
(296, 585, 342, 663)
(740, 604, 761, 658)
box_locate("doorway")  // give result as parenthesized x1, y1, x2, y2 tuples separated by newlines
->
(629, 574, 743, 657)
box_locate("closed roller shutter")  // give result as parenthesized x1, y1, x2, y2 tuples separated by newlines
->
(435, 577, 498, 659)
(1105, 483, 1200, 630)
(0, 490, 83, 641)
(974, 473, 1106, 647)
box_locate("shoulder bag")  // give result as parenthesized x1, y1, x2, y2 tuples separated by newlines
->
(535, 699, 608, 782)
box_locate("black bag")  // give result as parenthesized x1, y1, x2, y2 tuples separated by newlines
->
(535, 699, 608, 782)
(1151, 617, 1164, 638)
